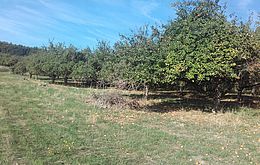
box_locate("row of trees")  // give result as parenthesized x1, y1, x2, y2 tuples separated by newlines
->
(2, 0, 260, 110)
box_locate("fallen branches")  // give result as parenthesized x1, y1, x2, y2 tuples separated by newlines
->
(86, 92, 140, 110)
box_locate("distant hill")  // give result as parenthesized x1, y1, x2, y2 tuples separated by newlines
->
(0, 41, 39, 56)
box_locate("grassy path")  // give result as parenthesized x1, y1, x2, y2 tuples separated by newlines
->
(0, 71, 259, 164)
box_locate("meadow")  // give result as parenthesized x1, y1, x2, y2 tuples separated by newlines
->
(0, 69, 259, 164)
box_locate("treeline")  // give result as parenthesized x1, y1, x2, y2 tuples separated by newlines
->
(2, 0, 260, 110)
(0, 41, 39, 66)
(0, 41, 39, 56)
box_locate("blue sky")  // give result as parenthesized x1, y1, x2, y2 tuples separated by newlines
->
(0, 0, 259, 49)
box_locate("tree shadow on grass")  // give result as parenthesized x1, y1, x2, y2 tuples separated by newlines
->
(222, 94, 260, 109)
(146, 98, 214, 113)
(32, 76, 260, 113)
(39, 78, 94, 88)
(127, 91, 260, 113)
(127, 90, 195, 99)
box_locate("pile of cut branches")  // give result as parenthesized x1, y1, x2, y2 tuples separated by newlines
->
(86, 92, 140, 109)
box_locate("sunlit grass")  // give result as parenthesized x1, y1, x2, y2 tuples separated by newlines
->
(0, 72, 259, 164)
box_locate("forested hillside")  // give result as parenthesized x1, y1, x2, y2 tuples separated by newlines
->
(0, 41, 36, 56)
(0, 41, 39, 66)
(1, 0, 259, 111)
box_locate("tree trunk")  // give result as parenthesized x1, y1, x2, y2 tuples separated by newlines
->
(144, 84, 149, 99)
(102, 81, 105, 89)
(64, 76, 68, 85)
(214, 96, 221, 112)
(237, 88, 243, 102)
(179, 81, 185, 97)
(179, 85, 184, 97)
(213, 83, 222, 112)
(29, 73, 32, 79)
(51, 75, 55, 84)
(251, 86, 256, 96)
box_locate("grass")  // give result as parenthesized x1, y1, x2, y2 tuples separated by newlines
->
(0, 65, 10, 72)
(0, 71, 259, 165)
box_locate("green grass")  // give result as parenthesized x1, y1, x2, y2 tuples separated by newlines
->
(0, 71, 259, 165)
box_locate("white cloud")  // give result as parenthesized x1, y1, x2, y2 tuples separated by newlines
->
(37, 0, 105, 27)
(132, 0, 160, 23)
(238, 0, 253, 9)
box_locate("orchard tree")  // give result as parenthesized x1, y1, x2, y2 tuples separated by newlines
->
(164, 0, 240, 110)
(25, 51, 45, 79)
(117, 25, 163, 98)
(90, 41, 112, 86)
(59, 45, 78, 85)
(234, 20, 260, 100)
(71, 61, 95, 86)
(41, 42, 64, 83)
(12, 60, 27, 75)
(0, 53, 19, 66)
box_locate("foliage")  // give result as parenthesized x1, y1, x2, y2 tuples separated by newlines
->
(71, 61, 95, 83)
(92, 41, 112, 83)
(0, 53, 20, 66)
(111, 25, 164, 97)
(233, 18, 260, 99)
(12, 60, 27, 75)
(58, 45, 79, 84)
(25, 52, 46, 78)
(165, 0, 237, 82)
(160, 0, 260, 109)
